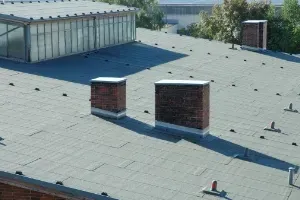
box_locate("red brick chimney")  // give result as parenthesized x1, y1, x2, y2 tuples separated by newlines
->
(91, 77, 126, 119)
(155, 80, 210, 138)
(241, 20, 267, 51)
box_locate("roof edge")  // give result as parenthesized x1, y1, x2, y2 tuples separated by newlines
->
(0, 171, 116, 200)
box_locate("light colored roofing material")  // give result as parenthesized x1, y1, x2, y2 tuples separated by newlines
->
(0, 0, 136, 22)
(0, 28, 300, 200)
(155, 80, 209, 85)
(243, 20, 268, 23)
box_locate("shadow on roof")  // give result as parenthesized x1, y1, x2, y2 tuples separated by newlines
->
(0, 42, 187, 85)
(198, 134, 299, 173)
(259, 51, 300, 63)
(103, 116, 182, 143)
(0, 137, 5, 146)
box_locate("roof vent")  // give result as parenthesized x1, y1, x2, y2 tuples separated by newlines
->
(97, 11, 100, 13)
(82, 13, 85, 15)
(155, 43, 158, 45)
(264, 121, 281, 133)
(30, 17, 33, 20)
(229, 129, 235, 132)
(10, 14, 14, 16)
(9, 83, 14, 86)
(144, 110, 149, 114)
(138, 40, 141, 42)
(168, 71, 172, 74)
(49, 16, 52, 18)
(172, 46, 175, 48)
(292, 142, 297, 146)
(284, 103, 298, 113)
(165, 32, 167, 33)
(1, 2, 4, 4)
(225, 56, 228, 58)
(15, 171, 23, 175)
(46, 0, 49, 2)
(190, 76, 194, 78)
(38, 1, 40, 2)
(90, 12, 93, 14)
(207, 52, 211, 55)
(40, 17, 44, 20)
(276, 93, 281, 96)
(62, 93, 67, 97)
(232, 84, 236, 87)
(125, 63, 129, 66)
(74, 13, 77, 16)
(146, 67, 150, 70)
(35, 88, 40, 91)
(101, 192, 108, 196)
(117, 10, 119, 12)
(244, 59, 247, 61)
(29, 1, 32, 2)
(56, 181, 63, 185)
(280, 66, 284, 69)
(21, 1, 24, 3)
(211, 80, 214, 82)
(11, 2, 14, 4)
(110, 10, 113, 12)
(123, 9, 125, 11)
(190, 49, 193, 52)
(262, 62, 265, 65)
(57, 15, 61, 18)
(260, 135, 265, 139)
(104, 11, 106, 13)
(66, 14, 69, 17)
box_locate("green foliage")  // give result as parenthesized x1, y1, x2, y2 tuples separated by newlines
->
(184, 0, 300, 53)
(98, 0, 165, 30)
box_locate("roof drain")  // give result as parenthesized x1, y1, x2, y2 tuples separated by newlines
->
(264, 121, 281, 133)
(15, 171, 23, 176)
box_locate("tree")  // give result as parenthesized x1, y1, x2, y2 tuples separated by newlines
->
(98, 0, 165, 30)
(282, 0, 300, 25)
(222, 0, 248, 49)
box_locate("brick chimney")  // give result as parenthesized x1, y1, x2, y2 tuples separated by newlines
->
(241, 20, 267, 51)
(155, 80, 210, 138)
(90, 77, 126, 119)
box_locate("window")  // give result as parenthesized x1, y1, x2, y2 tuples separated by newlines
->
(127, 14, 132, 41)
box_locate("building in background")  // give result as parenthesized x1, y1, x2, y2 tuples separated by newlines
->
(159, 0, 293, 32)
(0, 0, 137, 62)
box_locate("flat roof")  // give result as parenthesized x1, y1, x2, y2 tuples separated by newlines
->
(0, 28, 300, 200)
(243, 20, 268, 23)
(0, 0, 137, 23)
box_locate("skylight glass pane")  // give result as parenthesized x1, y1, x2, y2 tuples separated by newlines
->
(89, 19, 94, 50)
(109, 16, 114, 45)
(30, 24, 38, 62)
(83, 19, 89, 51)
(118, 16, 123, 43)
(114, 16, 119, 44)
(45, 22, 52, 59)
(104, 17, 109, 46)
(52, 22, 59, 58)
(99, 18, 105, 47)
(58, 21, 65, 56)
(71, 20, 78, 53)
(37, 23, 45, 61)
(0, 23, 8, 57)
(7, 24, 25, 60)
(77, 19, 84, 52)
(127, 14, 132, 41)
(96, 18, 100, 48)
(65, 20, 72, 54)
(122, 15, 127, 42)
